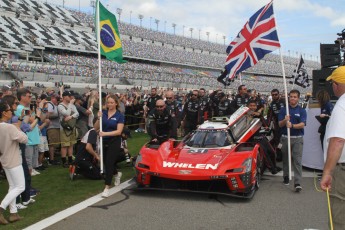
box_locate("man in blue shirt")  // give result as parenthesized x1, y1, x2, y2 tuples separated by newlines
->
(278, 89, 307, 192)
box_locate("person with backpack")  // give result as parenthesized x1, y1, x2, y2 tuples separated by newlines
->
(57, 91, 79, 168)
(46, 94, 61, 165)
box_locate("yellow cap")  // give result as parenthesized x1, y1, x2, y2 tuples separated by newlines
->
(326, 66, 345, 83)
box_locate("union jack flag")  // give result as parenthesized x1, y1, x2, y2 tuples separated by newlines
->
(225, 1, 280, 80)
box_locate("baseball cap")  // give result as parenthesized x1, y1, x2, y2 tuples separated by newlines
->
(62, 91, 72, 97)
(326, 66, 345, 83)
(74, 94, 83, 101)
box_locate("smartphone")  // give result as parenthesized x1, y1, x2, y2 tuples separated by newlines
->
(24, 109, 30, 115)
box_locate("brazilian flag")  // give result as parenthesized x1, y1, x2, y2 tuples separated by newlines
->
(96, 1, 126, 63)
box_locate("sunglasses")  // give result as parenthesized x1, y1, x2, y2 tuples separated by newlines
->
(329, 80, 338, 86)
(166, 97, 173, 99)
(156, 105, 164, 108)
(192, 94, 198, 96)
(271, 93, 278, 96)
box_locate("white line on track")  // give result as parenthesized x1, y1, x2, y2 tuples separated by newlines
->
(24, 179, 133, 230)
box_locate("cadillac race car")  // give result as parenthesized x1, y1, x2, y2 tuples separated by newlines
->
(135, 106, 277, 198)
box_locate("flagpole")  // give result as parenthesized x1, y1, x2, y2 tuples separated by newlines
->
(96, 0, 104, 173)
(279, 48, 292, 181)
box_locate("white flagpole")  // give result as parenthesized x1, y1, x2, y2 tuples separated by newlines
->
(279, 48, 292, 181)
(96, 0, 104, 173)
(239, 73, 242, 85)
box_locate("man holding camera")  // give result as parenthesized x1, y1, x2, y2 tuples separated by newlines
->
(58, 91, 79, 167)
(15, 88, 42, 178)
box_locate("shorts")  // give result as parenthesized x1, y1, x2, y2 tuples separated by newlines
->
(60, 128, 78, 147)
(38, 136, 49, 152)
(47, 128, 61, 148)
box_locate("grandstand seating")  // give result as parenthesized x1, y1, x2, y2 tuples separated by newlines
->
(0, 0, 318, 94)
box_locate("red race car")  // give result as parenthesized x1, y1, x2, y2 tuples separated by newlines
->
(135, 106, 277, 198)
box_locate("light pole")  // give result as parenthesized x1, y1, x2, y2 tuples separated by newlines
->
(150, 17, 152, 30)
(199, 29, 201, 40)
(130, 10, 132, 24)
(216, 33, 218, 43)
(164, 21, 167, 33)
(183, 25, 185, 37)
(116, 8, 122, 22)
(172, 23, 176, 35)
(155, 19, 159, 31)
(90, 0, 96, 15)
(206, 31, 210, 42)
(189, 28, 193, 38)
(138, 14, 144, 27)
(222, 35, 226, 45)
(288, 50, 290, 57)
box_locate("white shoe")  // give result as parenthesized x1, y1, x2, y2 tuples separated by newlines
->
(114, 172, 122, 186)
(31, 169, 40, 176)
(23, 198, 35, 206)
(16, 203, 27, 210)
(101, 188, 109, 198)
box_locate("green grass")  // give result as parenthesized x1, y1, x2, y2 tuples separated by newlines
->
(0, 132, 150, 229)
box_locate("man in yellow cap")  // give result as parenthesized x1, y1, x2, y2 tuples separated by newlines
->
(320, 66, 345, 228)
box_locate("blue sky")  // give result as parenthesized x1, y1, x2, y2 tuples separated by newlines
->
(51, 0, 345, 62)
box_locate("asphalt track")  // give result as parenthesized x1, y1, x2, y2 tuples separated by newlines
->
(30, 168, 328, 230)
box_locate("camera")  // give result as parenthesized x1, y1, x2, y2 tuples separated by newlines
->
(24, 109, 30, 115)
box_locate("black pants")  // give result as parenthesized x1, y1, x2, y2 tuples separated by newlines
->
(103, 137, 122, 186)
(16, 143, 31, 203)
(76, 160, 102, 180)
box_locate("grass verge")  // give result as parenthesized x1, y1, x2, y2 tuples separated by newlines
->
(0, 132, 149, 229)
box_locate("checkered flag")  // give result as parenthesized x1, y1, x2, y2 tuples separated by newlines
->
(289, 56, 310, 88)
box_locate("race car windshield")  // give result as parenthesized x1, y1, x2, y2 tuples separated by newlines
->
(186, 130, 233, 148)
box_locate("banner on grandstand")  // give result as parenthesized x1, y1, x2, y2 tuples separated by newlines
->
(96, 1, 126, 63)
(224, 1, 280, 80)
(289, 56, 310, 88)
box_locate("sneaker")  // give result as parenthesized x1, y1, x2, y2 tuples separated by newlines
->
(101, 188, 109, 198)
(31, 169, 40, 176)
(295, 184, 302, 192)
(114, 172, 122, 186)
(16, 203, 27, 210)
(48, 160, 60, 165)
(22, 198, 35, 206)
(30, 190, 37, 198)
(283, 176, 289, 185)
(69, 165, 76, 180)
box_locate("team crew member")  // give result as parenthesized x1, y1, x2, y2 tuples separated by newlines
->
(231, 85, 250, 111)
(320, 66, 345, 229)
(199, 88, 211, 122)
(213, 92, 233, 117)
(182, 90, 201, 136)
(267, 89, 285, 161)
(0, 102, 28, 224)
(165, 91, 180, 139)
(148, 99, 173, 143)
(96, 95, 124, 198)
(278, 89, 307, 192)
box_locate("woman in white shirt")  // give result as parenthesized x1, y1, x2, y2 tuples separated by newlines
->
(0, 102, 28, 225)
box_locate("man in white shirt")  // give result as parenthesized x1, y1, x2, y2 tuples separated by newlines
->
(320, 66, 345, 229)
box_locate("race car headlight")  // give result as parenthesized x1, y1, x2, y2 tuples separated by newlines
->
(135, 153, 142, 167)
(242, 158, 252, 173)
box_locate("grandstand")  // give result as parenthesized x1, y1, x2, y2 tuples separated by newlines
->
(0, 0, 320, 93)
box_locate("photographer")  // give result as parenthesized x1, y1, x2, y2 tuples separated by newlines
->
(46, 93, 61, 165)
(58, 91, 79, 167)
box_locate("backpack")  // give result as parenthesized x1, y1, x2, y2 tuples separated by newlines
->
(59, 104, 77, 131)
